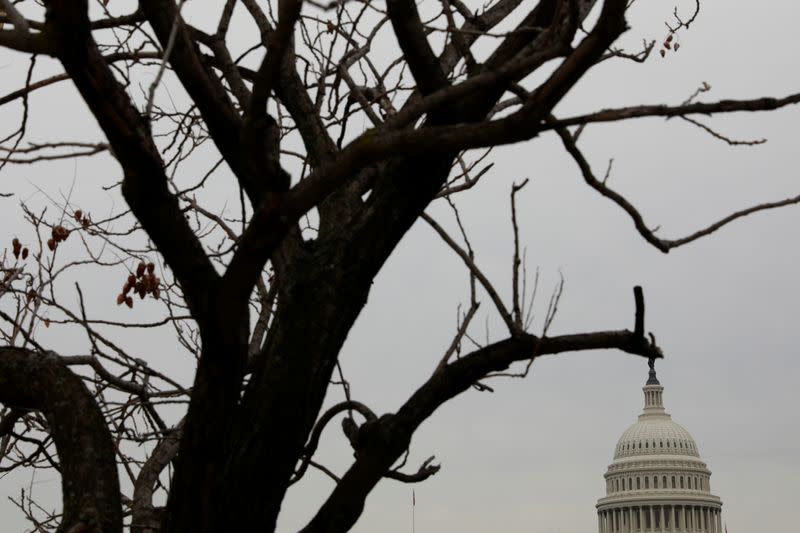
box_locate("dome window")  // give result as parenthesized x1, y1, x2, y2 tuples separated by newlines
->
(680, 476, 684, 488)
(636, 477, 641, 489)
(654, 476, 658, 489)
(645, 442, 649, 448)
(672, 476, 676, 488)
(645, 477, 649, 489)
(662, 475, 667, 488)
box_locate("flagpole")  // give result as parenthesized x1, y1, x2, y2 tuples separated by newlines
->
(412, 489, 415, 533)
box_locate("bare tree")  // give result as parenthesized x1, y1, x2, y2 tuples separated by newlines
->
(0, 1, 797, 532)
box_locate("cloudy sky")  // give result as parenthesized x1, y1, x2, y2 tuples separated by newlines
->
(1, 1, 798, 532)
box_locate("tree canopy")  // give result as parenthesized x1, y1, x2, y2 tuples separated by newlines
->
(0, 1, 797, 532)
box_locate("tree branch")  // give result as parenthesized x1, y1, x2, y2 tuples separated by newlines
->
(132, 421, 183, 533)
(138, 0, 286, 203)
(291, 401, 377, 486)
(43, 0, 219, 319)
(421, 212, 517, 335)
(250, 0, 303, 117)
(553, 121, 800, 252)
(0, 347, 122, 533)
(387, 0, 449, 95)
(301, 290, 660, 533)
(547, 94, 800, 129)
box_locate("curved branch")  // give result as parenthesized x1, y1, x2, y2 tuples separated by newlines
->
(0, 347, 122, 533)
(553, 122, 800, 252)
(291, 401, 377, 485)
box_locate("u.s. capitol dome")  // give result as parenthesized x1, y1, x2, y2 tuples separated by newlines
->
(596, 361, 723, 532)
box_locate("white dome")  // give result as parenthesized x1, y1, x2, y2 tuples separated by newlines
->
(614, 417, 699, 459)
(596, 362, 723, 533)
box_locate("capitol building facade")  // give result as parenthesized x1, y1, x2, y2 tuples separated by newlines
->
(596, 361, 723, 532)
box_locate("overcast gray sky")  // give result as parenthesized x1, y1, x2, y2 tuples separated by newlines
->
(1, 1, 798, 532)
